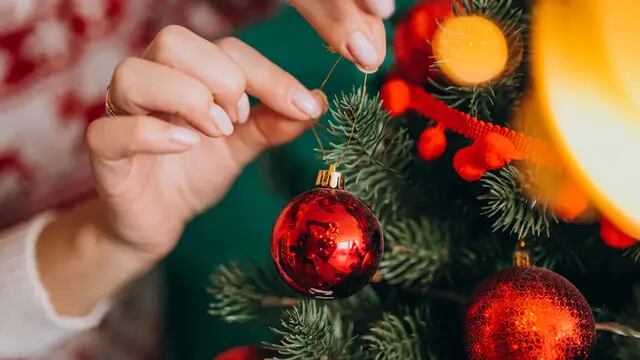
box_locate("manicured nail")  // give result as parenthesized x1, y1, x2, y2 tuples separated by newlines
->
(364, 0, 395, 19)
(310, 89, 328, 114)
(347, 31, 378, 71)
(209, 104, 233, 135)
(290, 87, 323, 119)
(356, 64, 379, 74)
(168, 128, 200, 146)
(236, 92, 250, 124)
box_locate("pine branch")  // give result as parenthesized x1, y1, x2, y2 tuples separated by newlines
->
(266, 301, 361, 360)
(478, 165, 557, 238)
(530, 230, 587, 272)
(326, 285, 383, 326)
(321, 88, 415, 222)
(625, 244, 640, 263)
(379, 218, 451, 290)
(208, 261, 299, 323)
(362, 308, 432, 360)
(592, 285, 640, 359)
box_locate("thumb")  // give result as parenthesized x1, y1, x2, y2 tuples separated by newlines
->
(226, 90, 327, 166)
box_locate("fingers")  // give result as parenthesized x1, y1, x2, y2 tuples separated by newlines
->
(226, 90, 327, 167)
(290, 0, 388, 72)
(111, 24, 324, 147)
(356, 0, 395, 19)
(110, 58, 231, 137)
(143, 25, 249, 124)
(87, 115, 200, 161)
(215, 37, 324, 121)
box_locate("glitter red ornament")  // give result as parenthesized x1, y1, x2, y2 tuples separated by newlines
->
(465, 266, 595, 360)
(214, 345, 272, 360)
(271, 165, 383, 299)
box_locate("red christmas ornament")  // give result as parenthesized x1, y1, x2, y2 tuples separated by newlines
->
(465, 266, 595, 360)
(393, 0, 452, 84)
(214, 345, 271, 360)
(417, 123, 447, 160)
(600, 217, 638, 249)
(271, 165, 383, 299)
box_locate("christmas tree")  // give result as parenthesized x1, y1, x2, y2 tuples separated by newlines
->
(209, 1, 640, 358)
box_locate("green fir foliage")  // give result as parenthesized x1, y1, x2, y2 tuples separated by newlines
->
(208, 261, 298, 323)
(362, 309, 431, 360)
(322, 87, 414, 221)
(266, 301, 359, 360)
(380, 218, 451, 290)
(478, 165, 557, 238)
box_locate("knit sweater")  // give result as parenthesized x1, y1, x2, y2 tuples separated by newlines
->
(0, 0, 276, 357)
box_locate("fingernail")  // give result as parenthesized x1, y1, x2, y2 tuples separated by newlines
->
(310, 89, 328, 114)
(236, 92, 250, 124)
(168, 128, 200, 146)
(365, 0, 395, 19)
(356, 64, 379, 74)
(290, 87, 323, 119)
(209, 104, 233, 135)
(347, 31, 378, 71)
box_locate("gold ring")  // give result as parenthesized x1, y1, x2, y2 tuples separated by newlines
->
(105, 86, 128, 117)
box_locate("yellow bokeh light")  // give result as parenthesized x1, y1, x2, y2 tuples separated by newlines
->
(432, 15, 508, 86)
(531, 0, 640, 237)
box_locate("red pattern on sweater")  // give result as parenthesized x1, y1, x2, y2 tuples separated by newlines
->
(0, 0, 276, 358)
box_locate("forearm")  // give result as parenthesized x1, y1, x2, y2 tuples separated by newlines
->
(36, 198, 157, 316)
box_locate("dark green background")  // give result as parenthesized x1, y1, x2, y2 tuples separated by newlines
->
(163, 5, 403, 359)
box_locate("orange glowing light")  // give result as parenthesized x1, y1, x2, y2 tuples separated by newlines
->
(531, 0, 640, 237)
(433, 15, 508, 86)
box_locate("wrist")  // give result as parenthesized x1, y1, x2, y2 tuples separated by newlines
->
(37, 198, 157, 316)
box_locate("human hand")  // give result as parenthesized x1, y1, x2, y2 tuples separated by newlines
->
(88, 25, 326, 260)
(290, 0, 395, 73)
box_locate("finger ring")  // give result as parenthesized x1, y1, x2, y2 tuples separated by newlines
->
(105, 86, 128, 117)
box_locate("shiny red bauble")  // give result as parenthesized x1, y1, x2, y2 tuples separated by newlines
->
(271, 187, 383, 299)
(214, 345, 271, 360)
(465, 266, 595, 360)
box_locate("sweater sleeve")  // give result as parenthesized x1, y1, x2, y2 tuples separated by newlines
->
(0, 213, 111, 357)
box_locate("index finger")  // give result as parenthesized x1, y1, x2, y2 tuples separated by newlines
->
(215, 37, 325, 121)
(290, 0, 386, 72)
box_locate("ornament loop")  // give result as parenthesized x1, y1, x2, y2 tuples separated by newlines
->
(315, 164, 345, 189)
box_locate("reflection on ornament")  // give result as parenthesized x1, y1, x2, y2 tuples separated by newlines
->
(271, 165, 383, 299)
(432, 15, 508, 86)
(465, 266, 595, 360)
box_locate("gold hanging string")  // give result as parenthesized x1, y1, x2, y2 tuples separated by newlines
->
(311, 55, 343, 154)
(335, 72, 369, 168)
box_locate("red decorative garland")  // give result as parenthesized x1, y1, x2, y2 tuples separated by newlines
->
(381, 78, 562, 171)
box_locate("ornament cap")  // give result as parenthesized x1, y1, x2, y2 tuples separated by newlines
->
(513, 238, 531, 267)
(316, 164, 345, 189)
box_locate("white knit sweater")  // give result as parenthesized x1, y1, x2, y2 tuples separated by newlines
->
(0, 213, 110, 356)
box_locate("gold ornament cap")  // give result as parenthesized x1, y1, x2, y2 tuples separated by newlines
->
(316, 164, 345, 190)
(513, 238, 531, 267)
